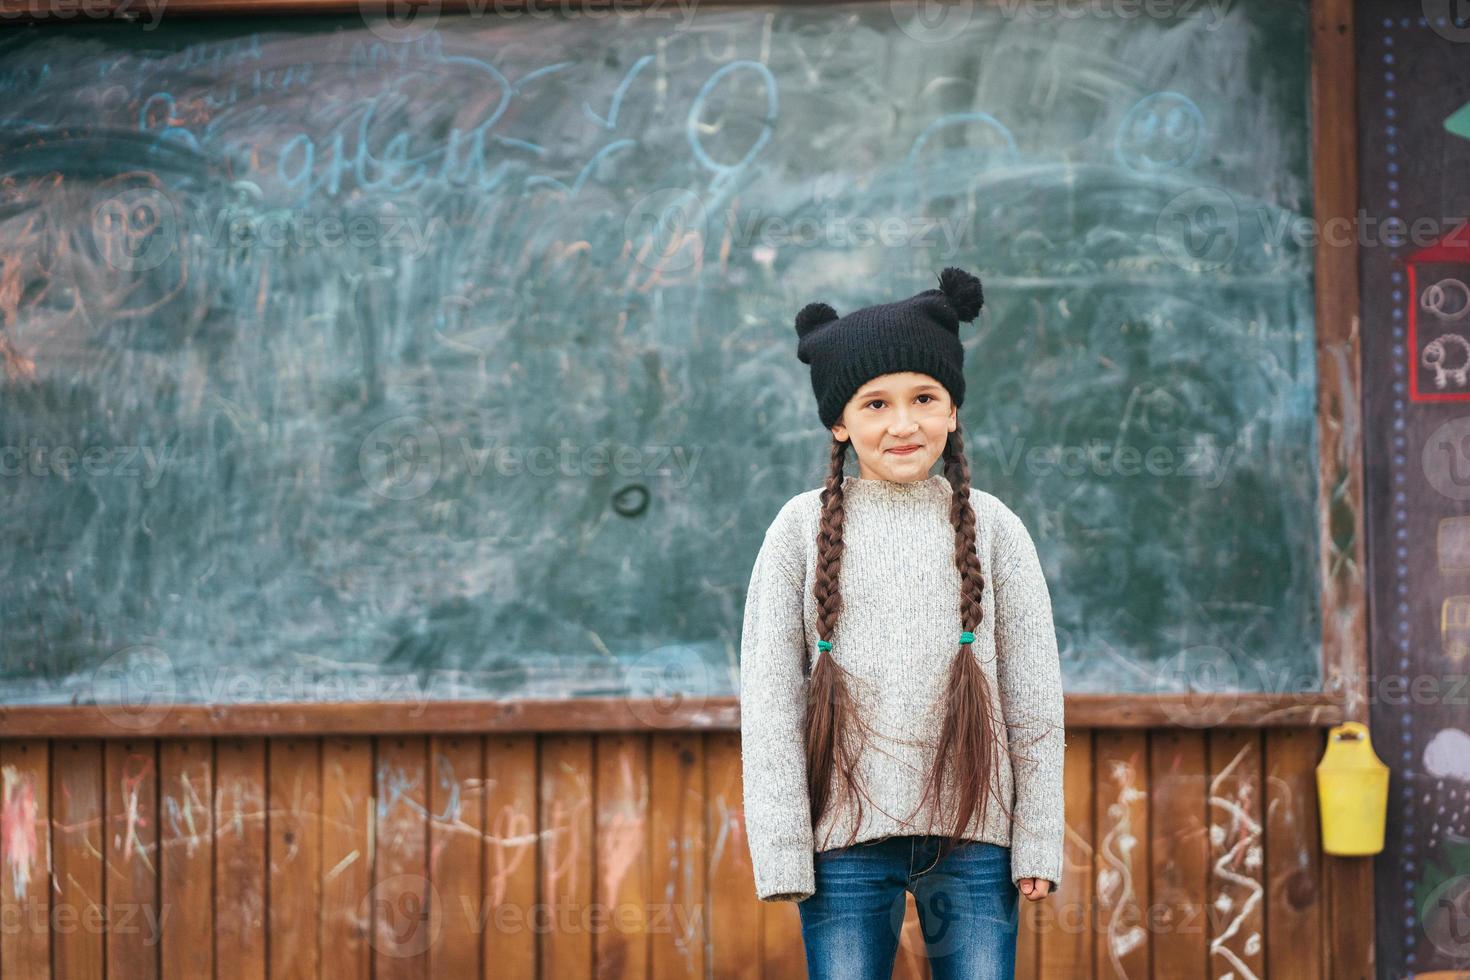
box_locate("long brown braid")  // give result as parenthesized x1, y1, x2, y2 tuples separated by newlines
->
(803, 435, 872, 835)
(806, 420, 1048, 876)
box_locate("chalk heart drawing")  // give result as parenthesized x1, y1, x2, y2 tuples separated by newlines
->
(360, 872, 443, 958)
(362, 0, 442, 45)
(623, 188, 708, 275)
(624, 644, 713, 730)
(358, 414, 443, 501)
(1154, 185, 1240, 272)
(1421, 416, 1470, 502)
(1147, 644, 1243, 728)
(89, 643, 176, 733)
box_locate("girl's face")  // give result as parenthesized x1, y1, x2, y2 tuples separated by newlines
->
(830, 371, 957, 483)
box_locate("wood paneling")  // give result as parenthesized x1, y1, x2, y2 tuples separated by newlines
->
(0, 728, 1361, 978)
(320, 736, 373, 980)
(1265, 728, 1324, 980)
(50, 739, 104, 980)
(1149, 730, 1209, 980)
(1094, 731, 1150, 979)
(1207, 729, 1267, 980)
(373, 736, 430, 980)
(215, 737, 267, 978)
(1041, 730, 1094, 978)
(484, 734, 537, 978)
(160, 737, 214, 978)
(104, 738, 159, 979)
(540, 734, 594, 979)
(429, 734, 484, 978)
(269, 737, 323, 980)
(2, 739, 50, 980)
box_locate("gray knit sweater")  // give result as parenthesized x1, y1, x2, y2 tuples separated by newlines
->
(738, 473, 1066, 902)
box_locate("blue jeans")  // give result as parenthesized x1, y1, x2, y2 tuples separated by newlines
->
(798, 835, 1019, 980)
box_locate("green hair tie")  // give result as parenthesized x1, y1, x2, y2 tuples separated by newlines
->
(817, 639, 832, 652)
(959, 631, 975, 644)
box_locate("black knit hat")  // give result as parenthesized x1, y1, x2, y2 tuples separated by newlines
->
(794, 267, 984, 429)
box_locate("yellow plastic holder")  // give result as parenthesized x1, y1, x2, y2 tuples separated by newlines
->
(1315, 721, 1389, 856)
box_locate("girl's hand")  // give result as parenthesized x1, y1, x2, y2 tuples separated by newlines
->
(1018, 877, 1052, 901)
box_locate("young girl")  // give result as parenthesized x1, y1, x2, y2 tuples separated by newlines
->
(738, 267, 1065, 980)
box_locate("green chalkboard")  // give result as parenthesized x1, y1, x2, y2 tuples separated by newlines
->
(0, 0, 1320, 705)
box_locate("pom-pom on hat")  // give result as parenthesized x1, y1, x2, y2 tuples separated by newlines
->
(794, 266, 984, 429)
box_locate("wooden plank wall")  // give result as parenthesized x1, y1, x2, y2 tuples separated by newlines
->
(0, 727, 1358, 979)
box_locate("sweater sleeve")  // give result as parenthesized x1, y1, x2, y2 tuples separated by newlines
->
(991, 510, 1067, 890)
(738, 503, 817, 903)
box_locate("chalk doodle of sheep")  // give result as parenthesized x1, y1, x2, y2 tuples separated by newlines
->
(1423, 334, 1470, 389)
(1420, 278, 1470, 390)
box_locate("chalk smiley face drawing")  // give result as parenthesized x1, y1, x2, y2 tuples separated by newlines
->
(1115, 91, 1206, 172)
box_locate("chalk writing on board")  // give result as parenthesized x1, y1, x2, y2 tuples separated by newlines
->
(0, 0, 1318, 703)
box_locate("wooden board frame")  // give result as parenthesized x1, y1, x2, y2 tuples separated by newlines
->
(0, 0, 1367, 741)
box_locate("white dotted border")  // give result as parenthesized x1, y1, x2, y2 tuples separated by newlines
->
(1379, 11, 1463, 973)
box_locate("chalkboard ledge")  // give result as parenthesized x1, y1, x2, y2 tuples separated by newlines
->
(0, 692, 1346, 738)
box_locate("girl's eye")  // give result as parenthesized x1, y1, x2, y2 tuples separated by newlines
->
(866, 395, 934, 409)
